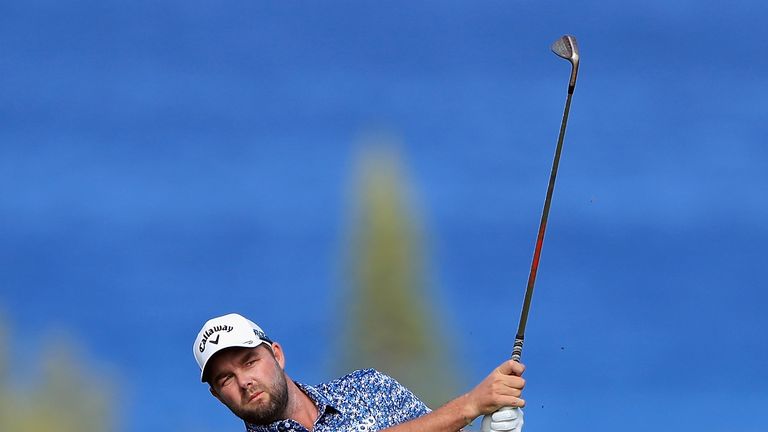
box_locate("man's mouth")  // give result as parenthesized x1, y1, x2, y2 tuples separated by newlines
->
(247, 391, 264, 403)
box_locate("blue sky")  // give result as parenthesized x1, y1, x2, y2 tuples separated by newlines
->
(2, 1, 767, 431)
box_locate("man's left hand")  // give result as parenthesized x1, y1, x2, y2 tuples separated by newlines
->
(480, 407, 523, 432)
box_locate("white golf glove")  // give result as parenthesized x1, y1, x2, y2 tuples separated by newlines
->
(480, 407, 524, 432)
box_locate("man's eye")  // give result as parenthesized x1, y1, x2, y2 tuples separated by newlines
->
(219, 375, 233, 387)
(245, 359, 257, 367)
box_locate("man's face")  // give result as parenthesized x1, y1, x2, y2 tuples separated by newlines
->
(207, 344, 289, 425)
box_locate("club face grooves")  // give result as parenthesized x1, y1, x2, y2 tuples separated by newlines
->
(551, 35, 579, 64)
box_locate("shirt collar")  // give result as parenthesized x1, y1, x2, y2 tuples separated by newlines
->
(294, 381, 344, 416)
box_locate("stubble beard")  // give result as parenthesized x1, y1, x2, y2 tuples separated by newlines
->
(229, 367, 289, 425)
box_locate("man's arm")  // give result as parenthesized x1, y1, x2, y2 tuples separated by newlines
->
(382, 360, 526, 432)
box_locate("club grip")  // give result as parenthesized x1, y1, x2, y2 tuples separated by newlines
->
(511, 337, 524, 363)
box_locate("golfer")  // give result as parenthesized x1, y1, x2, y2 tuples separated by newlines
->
(194, 313, 525, 432)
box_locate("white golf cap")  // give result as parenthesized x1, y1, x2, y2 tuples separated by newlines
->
(193, 313, 272, 382)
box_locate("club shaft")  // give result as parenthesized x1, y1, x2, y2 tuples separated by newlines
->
(512, 87, 574, 363)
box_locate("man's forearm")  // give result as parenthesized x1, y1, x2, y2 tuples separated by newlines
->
(381, 360, 527, 432)
(381, 393, 477, 432)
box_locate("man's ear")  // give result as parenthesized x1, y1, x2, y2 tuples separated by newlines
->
(209, 386, 222, 402)
(270, 342, 285, 369)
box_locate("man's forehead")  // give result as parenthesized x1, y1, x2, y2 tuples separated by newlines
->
(206, 345, 268, 381)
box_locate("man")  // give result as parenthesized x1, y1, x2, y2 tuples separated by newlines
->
(194, 313, 525, 432)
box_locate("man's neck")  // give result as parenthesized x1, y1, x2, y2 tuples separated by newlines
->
(283, 378, 319, 431)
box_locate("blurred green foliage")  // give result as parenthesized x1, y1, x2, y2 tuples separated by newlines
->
(337, 142, 462, 408)
(0, 318, 116, 432)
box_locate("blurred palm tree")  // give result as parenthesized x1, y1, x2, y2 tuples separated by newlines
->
(336, 138, 462, 407)
(0, 318, 116, 432)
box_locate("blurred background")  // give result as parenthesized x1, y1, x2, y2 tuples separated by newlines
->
(2, 1, 767, 431)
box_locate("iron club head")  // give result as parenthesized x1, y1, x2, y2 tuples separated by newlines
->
(551, 35, 579, 63)
(551, 35, 579, 93)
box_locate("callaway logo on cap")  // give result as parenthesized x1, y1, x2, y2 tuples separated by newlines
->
(192, 313, 272, 382)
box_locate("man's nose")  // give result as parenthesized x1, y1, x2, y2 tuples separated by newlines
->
(235, 373, 253, 389)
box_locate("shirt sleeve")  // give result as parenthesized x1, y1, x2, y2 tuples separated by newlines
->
(356, 369, 431, 429)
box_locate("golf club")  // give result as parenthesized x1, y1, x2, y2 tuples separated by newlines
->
(480, 34, 580, 432)
(511, 34, 580, 363)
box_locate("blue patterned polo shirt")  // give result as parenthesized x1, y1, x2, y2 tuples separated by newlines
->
(244, 369, 430, 432)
